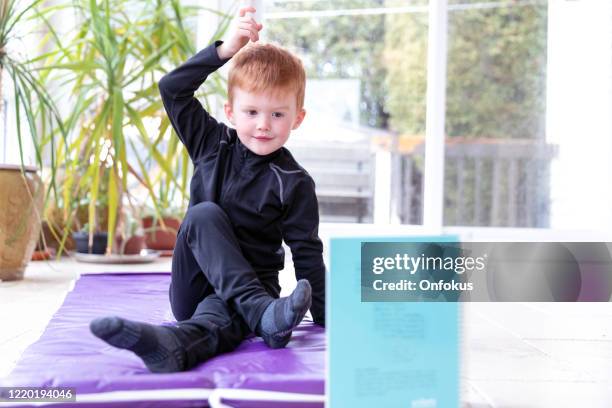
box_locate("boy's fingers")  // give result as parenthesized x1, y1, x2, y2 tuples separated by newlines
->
(235, 11, 261, 43)
(238, 22, 256, 33)
(238, 6, 256, 17)
(238, 27, 259, 42)
(237, 27, 252, 38)
(238, 22, 260, 36)
(239, 16, 260, 29)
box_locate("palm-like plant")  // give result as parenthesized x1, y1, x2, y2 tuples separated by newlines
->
(44, 0, 231, 254)
(0, 0, 68, 278)
(0, 0, 65, 171)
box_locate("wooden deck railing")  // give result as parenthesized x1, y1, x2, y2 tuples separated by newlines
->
(290, 137, 557, 226)
(398, 138, 558, 227)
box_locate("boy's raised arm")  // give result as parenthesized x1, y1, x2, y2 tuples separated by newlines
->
(158, 7, 262, 161)
(158, 42, 227, 161)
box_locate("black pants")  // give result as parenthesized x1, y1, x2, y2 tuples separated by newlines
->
(169, 202, 278, 369)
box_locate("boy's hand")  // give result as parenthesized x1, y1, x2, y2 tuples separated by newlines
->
(217, 7, 263, 60)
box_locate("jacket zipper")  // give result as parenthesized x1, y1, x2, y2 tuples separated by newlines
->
(220, 147, 248, 204)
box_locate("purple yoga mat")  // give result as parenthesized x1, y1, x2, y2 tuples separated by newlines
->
(3, 273, 325, 407)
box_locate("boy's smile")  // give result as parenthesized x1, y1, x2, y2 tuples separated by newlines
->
(225, 86, 306, 156)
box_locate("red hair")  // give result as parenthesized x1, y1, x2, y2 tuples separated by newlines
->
(228, 43, 306, 110)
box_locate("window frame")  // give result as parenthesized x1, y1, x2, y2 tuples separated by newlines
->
(198, 1, 612, 240)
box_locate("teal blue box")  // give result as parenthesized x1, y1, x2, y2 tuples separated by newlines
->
(329, 237, 460, 407)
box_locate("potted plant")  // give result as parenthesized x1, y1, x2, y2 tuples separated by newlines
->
(43, 0, 231, 256)
(141, 210, 182, 254)
(0, 1, 66, 280)
(137, 117, 191, 253)
(72, 224, 108, 255)
(113, 199, 147, 255)
(119, 214, 146, 255)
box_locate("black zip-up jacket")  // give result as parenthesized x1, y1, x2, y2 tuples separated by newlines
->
(158, 41, 325, 326)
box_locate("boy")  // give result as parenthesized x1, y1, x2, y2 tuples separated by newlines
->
(89, 7, 325, 373)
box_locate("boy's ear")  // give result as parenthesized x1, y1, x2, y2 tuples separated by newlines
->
(292, 108, 306, 130)
(224, 102, 235, 125)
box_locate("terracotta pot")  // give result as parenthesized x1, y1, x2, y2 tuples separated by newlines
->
(115, 234, 146, 255)
(124, 235, 145, 255)
(0, 165, 44, 281)
(31, 248, 53, 261)
(142, 216, 181, 251)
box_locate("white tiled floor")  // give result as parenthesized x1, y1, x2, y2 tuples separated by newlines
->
(460, 302, 612, 407)
(2, 249, 612, 406)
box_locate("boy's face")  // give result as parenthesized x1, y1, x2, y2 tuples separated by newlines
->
(224, 86, 306, 156)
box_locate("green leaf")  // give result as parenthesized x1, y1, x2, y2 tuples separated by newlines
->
(107, 165, 118, 253)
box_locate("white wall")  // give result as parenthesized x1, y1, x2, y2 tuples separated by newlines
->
(547, 1, 612, 232)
